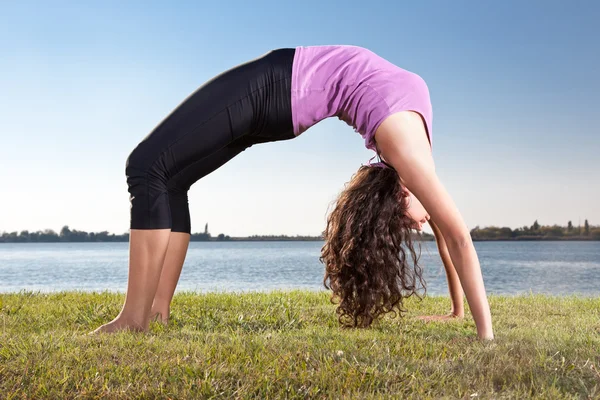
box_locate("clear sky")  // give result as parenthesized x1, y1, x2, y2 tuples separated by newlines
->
(1, 1, 598, 237)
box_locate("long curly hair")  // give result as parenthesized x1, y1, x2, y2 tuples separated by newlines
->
(320, 163, 426, 328)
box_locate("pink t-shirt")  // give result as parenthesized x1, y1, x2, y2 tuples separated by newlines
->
(291, 45, 432, 152)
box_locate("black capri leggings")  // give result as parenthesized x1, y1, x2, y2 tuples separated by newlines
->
(125, 48, 296, 233)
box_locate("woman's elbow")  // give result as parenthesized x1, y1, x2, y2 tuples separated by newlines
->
(446, 233, 473, 250)
(431, 220, 471, 249)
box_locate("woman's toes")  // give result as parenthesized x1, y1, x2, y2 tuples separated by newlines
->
(150, 312, 169, 325)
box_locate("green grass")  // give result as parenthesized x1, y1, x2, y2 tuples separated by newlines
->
(1, 291, 599, 399)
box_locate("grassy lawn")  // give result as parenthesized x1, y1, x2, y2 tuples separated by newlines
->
(1, 291, 599, 399)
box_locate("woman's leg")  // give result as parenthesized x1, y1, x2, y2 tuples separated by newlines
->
(150, 231, 190, 324)
(92, 229, 171, 333)
(92, 49, 296, 334)
(93, 143, 249, 333)
(149, 139, 253, 324)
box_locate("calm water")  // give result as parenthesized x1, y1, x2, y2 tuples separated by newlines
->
(0, 241, 599, 295)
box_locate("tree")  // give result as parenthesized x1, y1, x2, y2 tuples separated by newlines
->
(500, 227, 514, 238)
(531, 220, 540, 231)
(567, 221, 573, 232)
(541, 225, 563, 237)
(217, 233, 225, 241)
(60, 226, 71, 241)
(41, 229, 58, 242)
(19, 230, 30, 242)
(204, 223, 209, 235)
(584, 219, 590, 236)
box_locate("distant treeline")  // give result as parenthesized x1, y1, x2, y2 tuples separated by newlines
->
(0, 225, 432, 243)
(470, 219, 600, 241)
(0, 227, 129, 243)
(0, 220, 597, 243)
(0, 226, 326, 243)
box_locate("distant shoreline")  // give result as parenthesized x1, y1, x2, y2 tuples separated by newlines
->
(2, 236, 600, 243)
(2, 221, 599, 242)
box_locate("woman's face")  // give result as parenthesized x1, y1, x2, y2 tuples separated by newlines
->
(403, 189, 430, 230)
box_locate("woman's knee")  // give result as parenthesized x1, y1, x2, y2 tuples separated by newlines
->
(125, 145, 172, 230)
(125, 143, 149, 177)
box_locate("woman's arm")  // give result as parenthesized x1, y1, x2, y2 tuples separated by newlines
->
(375, 111, 493, 340)
(417, 219, 465, 320)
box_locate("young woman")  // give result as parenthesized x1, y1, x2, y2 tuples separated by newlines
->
(92, 45, 494, 340)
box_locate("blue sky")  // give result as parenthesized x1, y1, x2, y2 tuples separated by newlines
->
(1, 1, 598, 236)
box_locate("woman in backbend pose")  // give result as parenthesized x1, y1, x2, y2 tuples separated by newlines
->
(92, 45, 494, 340)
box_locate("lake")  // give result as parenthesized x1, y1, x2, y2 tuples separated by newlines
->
(0, 241, 599, 296)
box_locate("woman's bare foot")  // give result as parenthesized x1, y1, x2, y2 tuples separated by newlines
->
(150, 310, 169, 326)
(88, 317, 147, 335)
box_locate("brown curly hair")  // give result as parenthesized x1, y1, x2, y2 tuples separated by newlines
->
(320, 163, 426, 328)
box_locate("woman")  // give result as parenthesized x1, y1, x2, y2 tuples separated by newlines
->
(92, 45, 494, 340)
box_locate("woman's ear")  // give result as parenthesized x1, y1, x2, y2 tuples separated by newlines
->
(399, 188, 412, 209)
(400, 186, 411, 198)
